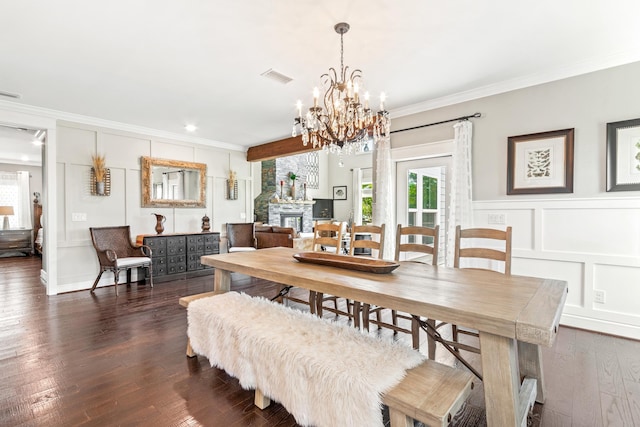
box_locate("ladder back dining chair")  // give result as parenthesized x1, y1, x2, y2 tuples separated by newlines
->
(447, 225, 513, 354)
(362, 224, 439, 350)
(348, 224, 386, 327)
(311, 221, 352, 319)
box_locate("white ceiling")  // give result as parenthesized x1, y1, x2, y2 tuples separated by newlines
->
(1, 0, 640, 160)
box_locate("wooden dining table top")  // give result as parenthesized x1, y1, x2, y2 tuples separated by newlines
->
(201, 246, 568, 347)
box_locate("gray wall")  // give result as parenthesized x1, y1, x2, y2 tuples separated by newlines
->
(391, 61, 640, 200)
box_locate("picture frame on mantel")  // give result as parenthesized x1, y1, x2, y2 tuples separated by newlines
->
(507, 128, 574, 195)
(333, 185, 347, 200)
(606, 118, 640, 192)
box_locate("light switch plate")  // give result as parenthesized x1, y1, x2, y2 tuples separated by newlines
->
(594, 290, 606, 304)
(487, 213, 506, 225)
(71, 213, 87, 222)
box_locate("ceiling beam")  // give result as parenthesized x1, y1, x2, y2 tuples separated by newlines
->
(246, 135, 317, 162)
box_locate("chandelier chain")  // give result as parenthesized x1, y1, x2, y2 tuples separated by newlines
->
(340, 31, 344, 77)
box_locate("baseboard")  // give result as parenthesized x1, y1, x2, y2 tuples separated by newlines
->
(561, 313, 640, 341)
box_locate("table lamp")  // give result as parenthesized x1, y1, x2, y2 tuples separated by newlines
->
(0, 206, 14, 230)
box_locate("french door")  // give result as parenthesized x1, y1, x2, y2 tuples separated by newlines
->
(395, 156, 451, 263)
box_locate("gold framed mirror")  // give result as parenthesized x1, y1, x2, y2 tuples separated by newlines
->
(141, 156, 207, 208)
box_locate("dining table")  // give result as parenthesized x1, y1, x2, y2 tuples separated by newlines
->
(200, 247, 568, 427)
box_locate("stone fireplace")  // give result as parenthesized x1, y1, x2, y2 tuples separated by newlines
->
(254, 154, 318, 233)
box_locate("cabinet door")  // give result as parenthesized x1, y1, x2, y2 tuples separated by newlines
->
(145, 236, 167, 258)
(187, 253, 202, 271)
(167, 236, 186, 256)
(204, 234, 220, 254)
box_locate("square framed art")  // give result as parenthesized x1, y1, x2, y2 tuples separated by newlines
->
(507, 128, 574, 195)
(332, 185, 347, 200)
(606, 118, 640, 192)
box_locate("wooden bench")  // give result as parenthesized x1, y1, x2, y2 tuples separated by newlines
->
(383, 360, 474, 427)
(181, 291, 474, 427)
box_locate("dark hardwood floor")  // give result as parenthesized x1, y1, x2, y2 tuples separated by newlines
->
(1, 256, 639, 426)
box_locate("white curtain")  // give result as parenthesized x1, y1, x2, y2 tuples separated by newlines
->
(351, 168, 363, 226)
(446, 120, 474, 266)
(0, 171, 32, 229)
(373, 131, 394, 260)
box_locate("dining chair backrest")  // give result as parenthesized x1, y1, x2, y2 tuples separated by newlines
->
(454, 225, 512, 274)
(226, 222, 257, 252)
(349, 224, 385, 259)
(395, 224, 439, 265)
(312, 221, 344, 253)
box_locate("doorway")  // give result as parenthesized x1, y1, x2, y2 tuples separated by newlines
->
(395, 156, 451, 263)
(0, 119, 57, 295)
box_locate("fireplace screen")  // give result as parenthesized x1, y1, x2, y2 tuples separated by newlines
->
(280, 212, 303, 232)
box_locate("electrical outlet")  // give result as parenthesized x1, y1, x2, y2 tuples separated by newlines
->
(240, 212, 246, 220)
(594, 290, 606, 304)
(487, 213, 506, 225)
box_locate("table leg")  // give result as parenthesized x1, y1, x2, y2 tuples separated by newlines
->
(479, 331, 519, 426)
(426, 318, 436, 360)
(518, 341, 546, 404)
(213, 269, 231, 292)
(309, 291, 317, 315)
(353, 301, 361, 329)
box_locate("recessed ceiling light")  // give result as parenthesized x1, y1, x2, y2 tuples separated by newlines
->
(185, 124, 197, 132)
(32, 139, 43, 146)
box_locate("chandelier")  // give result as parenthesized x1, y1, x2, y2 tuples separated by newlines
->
(292, 22, 389, 155)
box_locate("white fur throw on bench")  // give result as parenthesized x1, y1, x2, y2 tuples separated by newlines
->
(187, 291, 425, 427)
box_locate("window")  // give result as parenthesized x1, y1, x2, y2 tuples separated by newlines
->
(361, 182, 373, 224)
(0, 171, 32, 229)
(406, 171, 439, 244)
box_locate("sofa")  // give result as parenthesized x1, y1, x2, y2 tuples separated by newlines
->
(255, 225, 296, 249)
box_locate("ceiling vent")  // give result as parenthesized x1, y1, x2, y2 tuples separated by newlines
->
(0, 90, 21, 99)
(261, 69, 293, 84)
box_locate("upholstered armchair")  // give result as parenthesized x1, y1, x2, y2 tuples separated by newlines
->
(226, 222, 257, 252)
(89, 225, 153, 296)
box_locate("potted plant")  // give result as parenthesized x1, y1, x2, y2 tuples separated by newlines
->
(289, 172, 297, 198)
(92, 154, 106, 195)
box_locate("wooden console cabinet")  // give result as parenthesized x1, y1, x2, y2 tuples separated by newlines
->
(0, 229, 33, 256)
(136, 232, 220, 283)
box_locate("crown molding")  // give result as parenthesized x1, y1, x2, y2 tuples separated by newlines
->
(0, 100, 246, 153)
(390, 53, 640, 119)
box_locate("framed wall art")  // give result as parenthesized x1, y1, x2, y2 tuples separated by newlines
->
(507, 128, 574, 195)
(332, 185, 347, 200)
(606, 118, 640, 192)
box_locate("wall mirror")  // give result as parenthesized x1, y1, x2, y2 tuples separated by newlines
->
(141, 156, 206, 208)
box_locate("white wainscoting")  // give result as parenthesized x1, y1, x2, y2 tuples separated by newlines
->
(474, 197, 640, 340)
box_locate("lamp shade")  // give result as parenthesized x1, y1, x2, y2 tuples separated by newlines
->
(0, 206, 14, 215)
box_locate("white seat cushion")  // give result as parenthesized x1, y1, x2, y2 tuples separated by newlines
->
(116, 257, 152, 268)
(229, 247, 257, 253)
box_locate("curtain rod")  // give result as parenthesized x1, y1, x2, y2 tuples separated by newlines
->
(389, 112, 481, 134)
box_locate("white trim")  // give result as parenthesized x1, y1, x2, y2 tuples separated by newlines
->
(0, 106, 58, 295)
(390, 52, 640, 119)
(474, 197, 640, 340)
(562, 313, 640, 341)
(474, 197, 640, 209)
(390, 140, 453, 161)
(0, 99, 245, 153)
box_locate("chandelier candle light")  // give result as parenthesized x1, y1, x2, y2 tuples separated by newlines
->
(292, 22, 389, 156)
